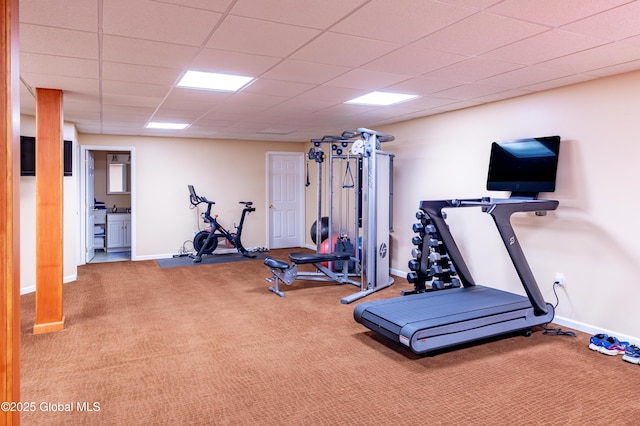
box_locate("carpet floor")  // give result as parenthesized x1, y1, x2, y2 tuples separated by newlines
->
(19, 249, 639, 425)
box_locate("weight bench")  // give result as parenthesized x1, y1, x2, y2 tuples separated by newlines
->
(264, 252, 360, 297)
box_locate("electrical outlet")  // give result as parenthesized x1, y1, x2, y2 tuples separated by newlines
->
(555, 272, 566, 287)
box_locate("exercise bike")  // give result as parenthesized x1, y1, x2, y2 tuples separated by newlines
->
(188, 185, 256, 262)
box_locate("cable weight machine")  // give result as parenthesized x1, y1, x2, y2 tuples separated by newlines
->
(264, 128, 395, 303)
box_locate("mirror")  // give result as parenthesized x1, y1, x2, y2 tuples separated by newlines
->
(107, 153, 131, 194)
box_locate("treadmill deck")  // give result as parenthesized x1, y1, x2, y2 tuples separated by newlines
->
(354, 285, 554, 354)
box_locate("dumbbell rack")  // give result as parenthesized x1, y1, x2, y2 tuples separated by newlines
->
(404, 210, 461, 295)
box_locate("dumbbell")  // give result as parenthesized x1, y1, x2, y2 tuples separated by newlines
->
(427, 238, 442, 247)
(430, 264, 454, 275)
(431, 280, 445, 290)
(408, 259, 421, 271)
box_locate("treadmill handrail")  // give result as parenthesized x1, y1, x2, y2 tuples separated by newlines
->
(419, 198, 558, 316)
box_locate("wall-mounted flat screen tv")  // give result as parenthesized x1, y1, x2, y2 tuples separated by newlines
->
(20, 136, 73, 176)
(486, 136, 560, 198)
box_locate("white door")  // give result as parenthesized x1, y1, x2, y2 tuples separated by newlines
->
(85, 150, 95, 262)
(267, 153, 304, 249)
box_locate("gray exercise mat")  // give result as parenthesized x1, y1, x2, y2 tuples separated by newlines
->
(156, 252, 267, 268)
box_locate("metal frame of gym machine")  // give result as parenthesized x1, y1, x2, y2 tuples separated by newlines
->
(318, 128, 395, 304)
(264, 128, 395, 304)
(354, 195, 558, 354)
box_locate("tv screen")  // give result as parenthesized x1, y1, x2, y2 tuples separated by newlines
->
(20, 136, 73, 176)
(486, 136, 560, 197)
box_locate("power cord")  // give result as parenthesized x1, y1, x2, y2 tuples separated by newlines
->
(173, 240, 195, 258)
(543, 280, 576, 337)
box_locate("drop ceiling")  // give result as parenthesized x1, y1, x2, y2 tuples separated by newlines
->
(18, 0, 640, 141)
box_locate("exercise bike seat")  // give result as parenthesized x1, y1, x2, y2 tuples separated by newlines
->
(288, 252, 351, 264)
(264, 257, 290, 270)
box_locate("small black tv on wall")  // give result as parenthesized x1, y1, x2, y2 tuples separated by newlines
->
(486, 136, 560, 199)
(20, 136, 73, 177)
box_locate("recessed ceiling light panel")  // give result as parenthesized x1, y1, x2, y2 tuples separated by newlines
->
(177, 70, 254, 92)
(345, 91, 419, 106)
(146, 122, 189, 130)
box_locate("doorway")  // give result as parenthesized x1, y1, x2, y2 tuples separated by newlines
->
(80, 146, 136, 264)
(266, 152, 305, 249)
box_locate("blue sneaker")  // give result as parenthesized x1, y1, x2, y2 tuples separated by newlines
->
(588, 333, 608, 351)
(589, 333, 628, 355)
(623, 344, 640, 364)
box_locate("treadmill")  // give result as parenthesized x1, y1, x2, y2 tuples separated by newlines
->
(353, 197, 558, 354)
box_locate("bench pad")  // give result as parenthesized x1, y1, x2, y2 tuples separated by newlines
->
(288, 252, 351, 264)
(264, 257, 290, 270)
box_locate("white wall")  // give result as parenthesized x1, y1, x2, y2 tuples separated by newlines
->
(20, 115, 79, 294)
(78, 134, 305, 259)
(379, 70, 640, 342)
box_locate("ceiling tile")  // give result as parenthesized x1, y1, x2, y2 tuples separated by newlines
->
(102, 80, 171, 98)
(541, 42, 640, 74)
(151, 108, 205, 121)
(477, 65, 575, 88)
(102, 105, 155, 121)
(432, 83, 510, 100)
(16, 0, 640, 141)
(19, 0, 98, 32)
(263, 59, 351, 84)
(218, 92, 288, 109)
(296, 85, 368, 103)
(438, 0, 503, 9)
(382, 77, 462, 96)
(331, 0, 476, 44)
(412, 12, 547, 56)
(242, 79, 315, 98)
(265, 98, 337, 113)
(190, 48, 281, 76)
(229, 0, 368, 29)
(397, 95, 459, 110)
(583, 58, 640, 78)
(423, 57, 524, 82)
(103, 0, 222, 46)
(489, 0, 633, 27)
(362, 46, 466, 76)
(102, 62, 182, 85)
(325, 69, 412, 90)
(20, 24, 98, 59)
(149, 0, 234, 12)
(21, 73, 99, 96)
(102, 93, 161, 108)
(471, 88, 532, 104)
(161, 88, 234, 111)
(21, 53, 99, 79)
(522, 74, 597, 92)
(561, 1, 640, 41)
(482, 30, 609, 65)
(291, 32, 399, 68)
(102, 35, 198, 68)
(206, 15, 321, 57)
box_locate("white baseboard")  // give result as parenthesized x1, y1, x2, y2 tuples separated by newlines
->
(390, 267, 404, 278)
(20, 275, 76, 296)
(552, 315, 639, 346)
(20, 285, 36, 295)
(134, 253, 176, 261)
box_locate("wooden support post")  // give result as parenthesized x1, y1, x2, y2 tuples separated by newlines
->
(1, 0, 21, 423)
(33, 88, 65, 334)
